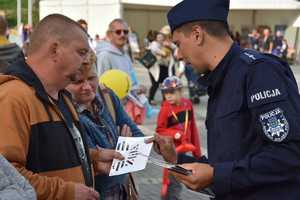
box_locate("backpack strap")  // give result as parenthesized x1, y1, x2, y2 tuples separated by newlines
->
(98, 84, 116, 123)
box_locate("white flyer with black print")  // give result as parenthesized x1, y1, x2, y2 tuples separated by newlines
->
(109, 136, 153, 176)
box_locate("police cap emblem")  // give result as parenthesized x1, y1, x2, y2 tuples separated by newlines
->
(259, 108, 289, 142)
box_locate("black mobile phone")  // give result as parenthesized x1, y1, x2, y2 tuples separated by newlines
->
(169, 165, 193, 176)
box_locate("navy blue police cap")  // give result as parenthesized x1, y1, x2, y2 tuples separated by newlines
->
(167, 0, 230, 33)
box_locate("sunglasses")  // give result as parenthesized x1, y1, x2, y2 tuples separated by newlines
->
(112, 29, 129, 36)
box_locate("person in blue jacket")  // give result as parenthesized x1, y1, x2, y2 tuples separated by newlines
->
(67, 51, 143, 200)
(149, 0, 300, 199)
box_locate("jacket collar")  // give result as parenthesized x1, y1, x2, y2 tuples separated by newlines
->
(198, 43, 241, 95)
(97, 40, 125, 56)
(4, 59, 52, 104)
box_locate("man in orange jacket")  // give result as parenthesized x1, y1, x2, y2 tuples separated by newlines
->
(0, 14, 123, 200)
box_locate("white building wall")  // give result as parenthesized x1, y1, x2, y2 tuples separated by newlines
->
(39, 0, 300, 47)
(122, 0, 300, 10)
(228, 10, 254, 32)
(87, 0, 123, 38)
(40, 0, 122, 38)
(230, 0, 300, 10)
(40, 0, 63, 18)
(124, 5, 169, 43)
(122, 0, 180, 7)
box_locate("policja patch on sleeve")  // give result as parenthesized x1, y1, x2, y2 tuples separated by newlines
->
(259, 108, 289, 142)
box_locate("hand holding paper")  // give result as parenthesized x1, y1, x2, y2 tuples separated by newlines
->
(109, 136, 153, 176)
(92, 146, 123, 175)
(145, 134, 177, 163)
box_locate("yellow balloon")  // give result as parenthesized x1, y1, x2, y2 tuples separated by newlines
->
(99, 70, 132, 99)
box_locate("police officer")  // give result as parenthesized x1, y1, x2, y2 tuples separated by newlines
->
(149, 0, 300, 199)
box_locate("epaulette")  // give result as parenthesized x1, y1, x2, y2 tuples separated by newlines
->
(240, 49, 265, 65)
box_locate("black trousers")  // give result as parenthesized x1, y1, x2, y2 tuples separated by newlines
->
(148, 65, 169, 101)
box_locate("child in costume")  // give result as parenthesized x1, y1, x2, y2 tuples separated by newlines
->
(156, 76, 201, 200)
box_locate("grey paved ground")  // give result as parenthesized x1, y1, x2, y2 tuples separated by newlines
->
(134, 62, 300, 200)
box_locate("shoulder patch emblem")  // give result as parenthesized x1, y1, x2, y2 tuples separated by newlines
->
(259, 108, 289, 142)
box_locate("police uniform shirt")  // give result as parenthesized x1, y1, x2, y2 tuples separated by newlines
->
(197, 43, 300, 199)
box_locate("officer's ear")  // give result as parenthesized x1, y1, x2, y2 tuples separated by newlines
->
(191, 25, 204, 46)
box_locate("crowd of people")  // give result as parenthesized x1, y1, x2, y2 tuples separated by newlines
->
(1, 0, 300, 199)
(231, 27, 289, 61)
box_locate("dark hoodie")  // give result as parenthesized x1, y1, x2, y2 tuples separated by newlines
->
(0, 59, 98, 200)
(0, 42, 23, 72)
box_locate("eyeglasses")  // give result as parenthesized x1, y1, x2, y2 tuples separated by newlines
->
(112, 29, 129, 36)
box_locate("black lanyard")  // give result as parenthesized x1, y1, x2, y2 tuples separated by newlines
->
(49, 95, 93, 187)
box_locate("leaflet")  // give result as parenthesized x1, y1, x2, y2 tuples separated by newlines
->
(109, 136, 153, 176)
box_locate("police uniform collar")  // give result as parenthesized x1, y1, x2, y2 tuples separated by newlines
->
(198, 43, 241, 93)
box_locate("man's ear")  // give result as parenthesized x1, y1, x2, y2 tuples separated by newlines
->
(191, 25, 204, 46)
(106, 31, 112, 41)
(49, 41, 59, 62)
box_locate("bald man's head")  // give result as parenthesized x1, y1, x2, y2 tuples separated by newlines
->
(27, 14, 87, 55)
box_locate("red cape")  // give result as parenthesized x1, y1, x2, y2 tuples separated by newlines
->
(156, 98, 201, 158)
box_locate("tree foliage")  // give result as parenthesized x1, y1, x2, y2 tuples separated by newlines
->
(0, 0, 39, 27)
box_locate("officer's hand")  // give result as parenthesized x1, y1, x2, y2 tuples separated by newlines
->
(120, 125, 132, 137)
(145, 134, 177, 164)
(74, 183, 99, 200)
(170, 163, 214, 191)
